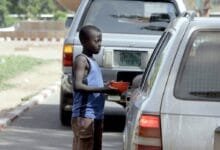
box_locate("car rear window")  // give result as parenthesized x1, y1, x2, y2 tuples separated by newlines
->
(81, 0, 178, 34)
(175, 30, 220, 101)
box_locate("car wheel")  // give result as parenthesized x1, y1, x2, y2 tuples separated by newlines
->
(60, 87, 71, 126)
(60, 107, 71, 126)
(104, 101, 126, 132)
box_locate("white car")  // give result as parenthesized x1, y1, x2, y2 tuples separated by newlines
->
(124, 12, 220, 150)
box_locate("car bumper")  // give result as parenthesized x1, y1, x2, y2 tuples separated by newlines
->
(61, 73, 73, 93)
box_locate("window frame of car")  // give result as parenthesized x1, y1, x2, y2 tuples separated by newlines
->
(77, 0, 93, 31)
(76, 0, 180, 34)
(174, 29, 220, 102)
(140, 31, 172, 93)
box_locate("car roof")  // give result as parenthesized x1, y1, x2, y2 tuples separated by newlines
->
(191, 17, 220, 27)
(167, 15, 220, 32)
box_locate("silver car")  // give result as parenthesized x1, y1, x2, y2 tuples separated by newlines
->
(60, 0, 186, 127)
(124, 13, 220, 150)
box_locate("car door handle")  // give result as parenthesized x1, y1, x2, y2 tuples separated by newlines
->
(215, 127, 220, 133)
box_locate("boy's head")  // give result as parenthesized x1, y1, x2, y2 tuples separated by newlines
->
(79, 25, 102, 54)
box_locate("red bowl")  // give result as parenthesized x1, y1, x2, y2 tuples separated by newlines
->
(110, 81, 129, 93)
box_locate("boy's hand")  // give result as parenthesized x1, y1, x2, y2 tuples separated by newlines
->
(104, 85, 120, 95)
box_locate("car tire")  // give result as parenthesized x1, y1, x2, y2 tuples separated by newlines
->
(60, 107, 71, 126)
(60, 87, 71, 126)
(104, 101, 126, 132)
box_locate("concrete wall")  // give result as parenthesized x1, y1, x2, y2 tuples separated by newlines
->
(0, 21, 67, 42)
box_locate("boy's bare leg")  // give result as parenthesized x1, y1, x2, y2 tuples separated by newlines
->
(72, 117, 94, 150)
(93, 119, 103, 150)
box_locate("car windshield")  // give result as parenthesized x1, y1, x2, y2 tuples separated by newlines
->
(175, 31, 220, 101)
(82, 0, 177, 35)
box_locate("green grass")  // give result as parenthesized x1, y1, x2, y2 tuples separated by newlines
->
(0, 55, 46, 90)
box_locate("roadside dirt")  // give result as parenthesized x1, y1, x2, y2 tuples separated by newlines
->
(0, 60, 61, 114)
(0, 41, 62, 116)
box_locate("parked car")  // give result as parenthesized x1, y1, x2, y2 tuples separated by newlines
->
(124, 12, 220, 150)
(60, 0, 186, 127)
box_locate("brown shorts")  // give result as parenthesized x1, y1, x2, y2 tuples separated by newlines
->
(71, 117, 103, 150)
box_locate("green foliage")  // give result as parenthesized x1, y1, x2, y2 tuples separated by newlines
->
(0, 55, 45, 90)
(54, 10, 67, 21)
(18, 0, 43, 19)
(15, 0, 66, 19)
(8, 0, 22, 14)
(0, 0, 9, 27)
(0, 0, 67, 27)
(5, 16, 19, 27)
(40, 0, 57, 14)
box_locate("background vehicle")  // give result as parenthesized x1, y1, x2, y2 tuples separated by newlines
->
(60, 0, 186, 128)
(124, 12, 220, 150)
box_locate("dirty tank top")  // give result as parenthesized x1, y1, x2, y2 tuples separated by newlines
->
(72, 54, 105, 119)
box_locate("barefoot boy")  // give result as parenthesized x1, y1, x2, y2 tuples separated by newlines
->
(71, 25, 118, 150)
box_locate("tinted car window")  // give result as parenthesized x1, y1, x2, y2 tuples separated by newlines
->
(82, 0, 177, 34)
(175, 31, 220, 101)
(142, 32, 171, 94)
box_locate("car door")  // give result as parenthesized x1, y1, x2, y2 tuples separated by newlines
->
(161, 22, 220, 150)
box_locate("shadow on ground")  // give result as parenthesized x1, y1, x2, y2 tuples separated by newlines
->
(0, 102, 124, 150)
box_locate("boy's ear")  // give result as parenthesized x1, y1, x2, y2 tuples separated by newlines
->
(81, 37, 90, 45)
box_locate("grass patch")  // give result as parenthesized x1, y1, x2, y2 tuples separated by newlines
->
(0, 83, 14, 90)
(0, 55, 47, 90)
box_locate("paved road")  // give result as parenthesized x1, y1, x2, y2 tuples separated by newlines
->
(0, 92, 123, 150)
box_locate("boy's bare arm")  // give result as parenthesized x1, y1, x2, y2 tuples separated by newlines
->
(74, 55, 90, 91)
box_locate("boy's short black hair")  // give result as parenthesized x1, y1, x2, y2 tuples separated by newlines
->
(79, 25, 101, 43)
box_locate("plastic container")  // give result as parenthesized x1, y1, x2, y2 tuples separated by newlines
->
(109, 81, 129, 93)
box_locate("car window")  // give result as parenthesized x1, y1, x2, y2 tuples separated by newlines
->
(81, 0, 177, 34)
(141, 32, 171, 94)
(175, 30, 220, 101)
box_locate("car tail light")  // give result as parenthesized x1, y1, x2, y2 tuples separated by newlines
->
(135, 114, 162, 150)
(63, 44, 73, 66)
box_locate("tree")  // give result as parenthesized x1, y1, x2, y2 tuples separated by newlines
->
(39, 0, 57, 14)
(0, 0, 67, 26)
(17, 0, 42, 19)
(0, 0, 10, 27)
(15, 0, 66, 20)
(7, 0, 20, 14)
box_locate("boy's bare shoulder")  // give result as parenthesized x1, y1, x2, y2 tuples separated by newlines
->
(75, 54, 89, 66)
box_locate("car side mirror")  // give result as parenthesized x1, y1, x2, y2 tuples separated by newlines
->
(65, 16, 74, 29)
(149, 13, 171, 23)
(132, 74, 143, 89)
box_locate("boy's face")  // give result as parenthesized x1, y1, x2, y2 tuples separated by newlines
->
(85, 30, 102, 54)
